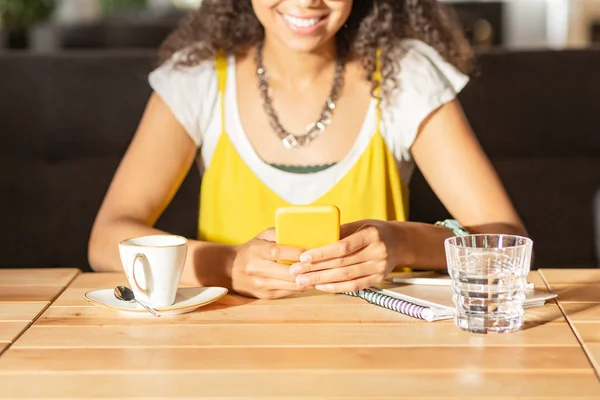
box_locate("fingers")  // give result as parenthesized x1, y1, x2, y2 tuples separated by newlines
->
(250, 276, 303, 292)
(253, 239, 304, 263)
(295, 263, 377, 287)
(314, 274, 381, 293)
(290, 251, 366, 277)
(246, 259, 296, 282)
(300, 226, 374, 263)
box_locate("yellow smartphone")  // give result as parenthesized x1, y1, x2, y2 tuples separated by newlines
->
(275, 205, 340, 251)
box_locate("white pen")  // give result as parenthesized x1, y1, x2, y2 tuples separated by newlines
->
(388, 277, 535, 289)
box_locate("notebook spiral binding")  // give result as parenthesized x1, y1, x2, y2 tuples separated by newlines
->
(345, 288, 435, 321)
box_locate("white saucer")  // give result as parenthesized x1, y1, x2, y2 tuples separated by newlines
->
(84, 287, 228, 316)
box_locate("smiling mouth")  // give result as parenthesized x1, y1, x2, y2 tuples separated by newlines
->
(281, 13, 326, 29)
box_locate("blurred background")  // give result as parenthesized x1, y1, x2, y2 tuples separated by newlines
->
(1, 0, 600, 51)
(0, 0, 599, 272)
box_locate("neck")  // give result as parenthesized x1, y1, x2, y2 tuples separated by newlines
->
(259, 35, 339, 90)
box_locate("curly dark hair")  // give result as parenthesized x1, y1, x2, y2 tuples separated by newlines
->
(157, 0, 473, 97)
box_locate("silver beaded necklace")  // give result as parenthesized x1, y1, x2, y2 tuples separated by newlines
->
(255, 41, 345, 149)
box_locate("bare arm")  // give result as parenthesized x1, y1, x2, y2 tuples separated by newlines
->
(394, 99, 527, 269)
(288, 99, 529, 292)
(89, 93, 306, 298)
(88, 93, 235, 287)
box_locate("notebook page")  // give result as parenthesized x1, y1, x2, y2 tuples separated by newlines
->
(373, 283, 557, 310)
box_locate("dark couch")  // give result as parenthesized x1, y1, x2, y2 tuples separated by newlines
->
(1, 47, 599, 271)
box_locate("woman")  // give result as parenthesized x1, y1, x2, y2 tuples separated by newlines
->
(88, 0, 526, 299)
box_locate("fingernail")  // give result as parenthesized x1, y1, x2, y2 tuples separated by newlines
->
(289, 264, 302, 277)
(300, 253, 311, 263)
(315, 284, 332, 291)
(296, 276, 309, 286)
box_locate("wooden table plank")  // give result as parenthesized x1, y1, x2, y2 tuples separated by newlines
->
(39, 303, 433, 324)
(547, 286, 600, 303)
(0, 269, 80, 287)
(0, 371, 598, 398)
(0, 303, 49, 321)
(573, 323, 600, 343)
(0, 395, 579, 400)
(12, 322, 580, 348)
(539, 269, 600, 286)
(538, 269, 600, 380)
(569, 323, 600, 377)
(0, 269, 81, 360)
(0, 286, 72, 302)
(0, 322, 30, 342)
(67, 272, 129, 289)
(586, 344, 600, 368)
(4, 397, 589, 400)
(561, 304, 600, 322)
(0, 346, 591, 372)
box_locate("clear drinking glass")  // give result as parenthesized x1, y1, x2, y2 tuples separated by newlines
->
(444, 234, 533, 334)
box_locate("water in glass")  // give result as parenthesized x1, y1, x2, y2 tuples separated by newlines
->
(445, 234, 533, 334)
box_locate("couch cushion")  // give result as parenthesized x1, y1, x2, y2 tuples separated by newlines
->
(0, 51, 200, 271)
(0, 55, 51, 156)
(458, 48, 600, 158)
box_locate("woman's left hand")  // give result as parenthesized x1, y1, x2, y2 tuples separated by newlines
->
(289, 220, 402, 293)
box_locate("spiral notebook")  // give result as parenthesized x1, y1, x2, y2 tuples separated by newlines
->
(344, 283, 557, 322)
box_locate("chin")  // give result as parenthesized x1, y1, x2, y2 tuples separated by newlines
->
(271, 26, 339, 55)
(278, 36, 333, 54)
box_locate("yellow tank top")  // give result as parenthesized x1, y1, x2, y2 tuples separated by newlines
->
(198, 52, 408, 245)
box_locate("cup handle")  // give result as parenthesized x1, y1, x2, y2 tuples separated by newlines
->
(126, 253, 150, 297)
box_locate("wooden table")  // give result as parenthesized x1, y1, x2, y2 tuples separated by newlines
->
(539, 269, 600, 380)
(0, 268, 599, 399)
(0, 269, 80, 356)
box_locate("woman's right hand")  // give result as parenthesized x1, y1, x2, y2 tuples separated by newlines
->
(231, 229, 305, 299)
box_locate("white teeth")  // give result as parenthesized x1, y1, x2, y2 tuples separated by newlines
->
(283, 14, 321, 28)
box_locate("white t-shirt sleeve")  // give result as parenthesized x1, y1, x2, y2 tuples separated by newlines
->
(148, 51, 219, 148)
(381, 39, 470, 162)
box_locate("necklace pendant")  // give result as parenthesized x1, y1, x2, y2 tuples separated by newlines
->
(300, 136, 311, 146)
(282, 134, 299, 149)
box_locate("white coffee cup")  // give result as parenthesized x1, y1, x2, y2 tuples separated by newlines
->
(118, 234, 188, 308)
